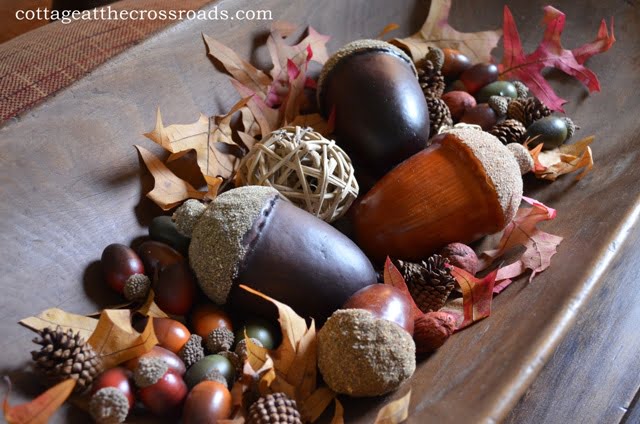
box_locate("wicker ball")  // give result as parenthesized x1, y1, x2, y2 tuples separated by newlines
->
(238, 126, 359, 222)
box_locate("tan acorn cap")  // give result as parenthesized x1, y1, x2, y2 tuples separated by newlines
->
(317, 39, 417, 114)
(189, 186, 279, 304)
(443, 127, 523, 225)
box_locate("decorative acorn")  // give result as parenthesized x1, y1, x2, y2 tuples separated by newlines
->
(181, 186, 378, 324)
(317, 40, 431, 179)
(353, 127, 524, 261)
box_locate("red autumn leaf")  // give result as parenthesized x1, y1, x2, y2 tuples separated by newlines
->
(499, 5, 615, 111)
(382, 257, 422, 319)
(443, 267, 497, 330)
(3, 378, 76, 424)
(479, 197, 563, 291)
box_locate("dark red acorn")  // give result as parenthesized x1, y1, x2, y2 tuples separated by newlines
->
(137, 240, 184, 281)
(125, 346, 186, 376)
(460, 103, 499, 130)
(442, 48, 472, 80)
(101, 243, 145, 294)
(459, 63, 499, 94)
(155, 262, 196, 315)
(189, 304, 233, 339)
(343, 284, 415, 335)
(91, 367, 135, 408)
(182, 381, 232, 424)
(138, 369, 188, 417)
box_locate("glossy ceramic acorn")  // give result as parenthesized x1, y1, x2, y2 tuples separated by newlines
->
(317, 39, 430, 179)
(186, 186, 378, 325)
(353, 127, 523, 261)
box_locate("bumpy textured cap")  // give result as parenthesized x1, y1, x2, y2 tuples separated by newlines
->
(235, 338, 264, 362)
(317, 309, 416, 397)
(173, 199, 207, 237)
(123, 273, 151, 301)
(444, 127, 523, 225)
(134, 357, 168, 388)
(189, 186, 279, 304)
(507, 143, 534, 174)
(203, 369, 228, 387)
(206, 327, 235, 353)
(179, 334, 205, 368)
(317, 39, 417, 113)
(89, 387, 129, 424)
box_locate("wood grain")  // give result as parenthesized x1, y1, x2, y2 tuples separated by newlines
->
(0, 0, 638, 423)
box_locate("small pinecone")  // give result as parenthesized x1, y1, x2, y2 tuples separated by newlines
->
(206, 328, 235, 353)
(427, 97, 453, 134)
(235, 338, 263, 362)
(488, 95, 511, 116)
(423, 46, 445, 71)
(31, 326, 103, 392)
(178, 334, 205, 368)
(395, 255, 456, 313)
(562, 117, 577, 139)
(508, 97, 551, 127)
(512, 80, 529, 98)
(247, 392, 302, 424)
(490, 119, 527, 145)
(417, 58, 446, 99)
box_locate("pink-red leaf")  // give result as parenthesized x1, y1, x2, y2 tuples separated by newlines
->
(382, 257, 422, 319)
(444, 267, 497, 330)
(499, 6, 615, 112)
(3, 378, 76, 424)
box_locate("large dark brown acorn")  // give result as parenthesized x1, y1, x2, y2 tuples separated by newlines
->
(317, 40, 431, 180)
(353, 127, 524, 261)
(182, 186, 377, 324)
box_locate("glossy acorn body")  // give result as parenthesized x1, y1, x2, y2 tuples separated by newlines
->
(317, 40, 430, 178)
(353, 128, 523, 261)
(125, 346, 186, 376)
(137, 240, 184, 281)
(101, 244, 144, 294)
(152, 318, 191, 353)
(138, 369, 188, 417)
(343, 284, 415, 335)
(189, 304, 233, 338)
(182, 381, 232, 424)
(188, 186, 378, 325)
(91, 367, 135, 408)
(155, 262, 196, 315)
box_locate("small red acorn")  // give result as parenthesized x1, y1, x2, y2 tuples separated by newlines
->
(182, 381, 232, 423)
(155, 262, 196, 315)
(125, 345, 186, 376)
(152, 318, 191, 353)
(135, 357, 188, 417)
(90, 367, 135, 408)
(101, 244, 145, 294)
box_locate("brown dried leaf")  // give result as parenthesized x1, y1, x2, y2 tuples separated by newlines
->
(374, 389, 412, 424)
(19, 308, 98, 340)
(203, 33, 272, 99)
(391, 0, 501, 62)
(532, 136, 595, 181)
(377, 23, 400, 40)
(330, 398, 345, 424)
(231, 80, 280, 138)
(87, 310, 157, 369)
(240, 107, 261, 138)
(135, 145, 205, 210)
(3, 378, 76, 424)
(137, 290, 169, 319)
(299, 386, 337, 423)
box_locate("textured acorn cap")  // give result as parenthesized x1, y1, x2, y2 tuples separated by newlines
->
(203, 368, 228, 387)
(444, 127, 523, 224)
(123, 273, 151, 301)
(317, 39, 417, 114)
(89, 387, 129, 424)
(134, 356, 168, 388)
(189, 186, 279, 304)
(179, 334, 205, 368)
(317, 309, 415, 397)
(173, 199, 207, 237)
(206, 327, 235, 353)
(506, 143, 534, 175)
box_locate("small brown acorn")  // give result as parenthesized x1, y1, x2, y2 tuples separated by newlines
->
(183, 186, 378, 324)
(317, 40, 430, 179)
(343, 284, 415, 335)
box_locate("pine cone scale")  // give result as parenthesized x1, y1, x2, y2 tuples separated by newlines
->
(396, 255, 455, 313)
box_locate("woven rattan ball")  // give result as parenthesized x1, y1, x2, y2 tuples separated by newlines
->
(238, 126, 359, 222)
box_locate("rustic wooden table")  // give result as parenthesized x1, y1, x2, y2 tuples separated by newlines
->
(1, 0, 638, 422)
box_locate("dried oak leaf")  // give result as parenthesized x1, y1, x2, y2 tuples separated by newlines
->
(137, 290, 169, 319)
(3, 377, 76, 424)
(382, 257, 423, 319)
(239, 285, 319, 404)
(331, 398, 344, 424)
(391, 0, 502, 63)
(373, 389, 412, 424)
(300, 387, 337, 423)
(530, 135, 595, 181)
(478, 197, 563, 292)
(441, 267, 498, 330)
(499, 6, 615, 111)
(87, 309, 157, 369)
(135, 145, 206, 210)
(20, 308, 98, 340)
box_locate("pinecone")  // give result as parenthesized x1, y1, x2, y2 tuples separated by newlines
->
(417, 58, 445, 99)
(247, 392, 302, 424)
(427, 97, 453, 135)
(395, 255, 456, 313)
(490, 119, 526, 145)
(507, 97, 551, 127)
(179, 334, 205, 368)
(31, 326, 103, 392)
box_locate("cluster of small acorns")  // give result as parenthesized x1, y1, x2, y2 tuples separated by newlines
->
(419, 46, 576, 149)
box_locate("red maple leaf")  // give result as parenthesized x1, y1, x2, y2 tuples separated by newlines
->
(499, 5, 615, 111)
